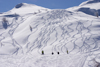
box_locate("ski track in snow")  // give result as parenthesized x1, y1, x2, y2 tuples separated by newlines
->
(0, 9, 100, 67)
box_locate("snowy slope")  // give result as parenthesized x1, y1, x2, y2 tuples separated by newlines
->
(0, 0, 100, 67)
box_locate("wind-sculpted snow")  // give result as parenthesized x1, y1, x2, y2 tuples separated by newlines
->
(80, 0, 100, 6)
(0, 3, 100, 67)
(78, 7, 100, 16)
(4, 14, 19, 17)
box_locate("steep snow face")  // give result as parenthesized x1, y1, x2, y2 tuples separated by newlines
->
(1, 8, 100, 55)
(12, 9, 74, 53)
(7, 3, 50, 15)
(0, 8, 100, 67)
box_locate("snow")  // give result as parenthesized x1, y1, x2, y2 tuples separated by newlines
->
(81, 3, 100, 9)
(0, 3, 50, 16)
(0, 0, 100, 67)
(9, 3, 50, 15)
(79, 0, 100, 6)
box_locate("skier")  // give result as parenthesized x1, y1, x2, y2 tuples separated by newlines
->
(30, 26, 32, 31)
(42, 50, 44, 55)
(2, 18, 8, 29)
(57, 52, 59, 55)
(67, 50, 68, 54)
(52, 52, 54, 55)
(95, 11, 99, 17)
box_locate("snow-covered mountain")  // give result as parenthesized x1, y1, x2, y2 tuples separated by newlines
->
(80, 0, 100, 6)
(0, 0, 100, 67)
(3, 3, 50, 15)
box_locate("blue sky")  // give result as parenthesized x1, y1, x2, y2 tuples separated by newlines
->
(0, 0, 87, 12)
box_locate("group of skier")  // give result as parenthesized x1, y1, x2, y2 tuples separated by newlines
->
(41, 50, 69, 55)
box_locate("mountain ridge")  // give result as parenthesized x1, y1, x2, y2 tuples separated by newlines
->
(80, 0, 100, 6)
(1, 3, 50, 16)
(15, 3, 37, 8)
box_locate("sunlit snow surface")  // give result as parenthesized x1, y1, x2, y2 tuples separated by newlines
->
(0, 1, 100, 67)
